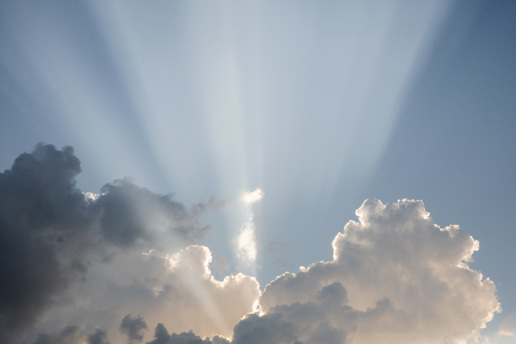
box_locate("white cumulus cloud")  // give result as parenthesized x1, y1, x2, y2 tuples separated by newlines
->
(36, 245, 260, 343)
(256, 199, 500, 344)
(26, 195, 501, 344)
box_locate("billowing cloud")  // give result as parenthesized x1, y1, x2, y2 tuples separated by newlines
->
(0, 144, 92, 343)
(93, 179, 209, 248)
(145, 324, 229, 344)
(32, 326, 81, 344)
(0, 145, 500, 344)
(120, 314, 147, 343)
(231, 313, 299, 344)
(86, 329, 111, 344)
(0, 144, 213, 343)
(105, 245, 260, 339)
(32, 243, 260, 344)
(257, 199, 500, 343)
(156, 199, 499, 344)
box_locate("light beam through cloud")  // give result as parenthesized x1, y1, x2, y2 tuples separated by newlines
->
(240, 188, 264, 204)
(235, 215, 258, 263)
(234, 188, 264, 266)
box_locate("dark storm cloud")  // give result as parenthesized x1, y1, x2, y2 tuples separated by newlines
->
(0, 143, 91, 342)
(0, 144, 210, 342)
(120, 314, 147, 343)
(88, 329, 111, 344)
(32, 325, 81, 344)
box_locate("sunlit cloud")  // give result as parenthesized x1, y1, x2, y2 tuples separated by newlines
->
(255, 199, 500, 344)
(2, 0, 511, 342)
(240, 188, 264, 204)
(235, 216, 258, 263)
(0, 145, 500, 343)
(234, 189, 264, 266)
(83, 192, 100, 201)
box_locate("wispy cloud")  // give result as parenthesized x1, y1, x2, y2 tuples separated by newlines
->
(499, 315, 515, 337)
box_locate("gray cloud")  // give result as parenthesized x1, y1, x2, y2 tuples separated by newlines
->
(157, 199, 499, 344)
(145, 323, 229, 344)
(0, 145, 500, 343)
(94, 179, 209, 248)
(120, 314, 148, 344)
(0, 144, 91, 342)
(88, 329, 111, 344)
(231, 313, 299, 344)
(229, 282, 356, 344)
(0, 144, 211, 343)
(32, 325, 81, 344)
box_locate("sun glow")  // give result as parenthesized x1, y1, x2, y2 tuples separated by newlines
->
(236, 216, 258, 262)
(234, 189, 265, 267)
(240, 188, 264, 204)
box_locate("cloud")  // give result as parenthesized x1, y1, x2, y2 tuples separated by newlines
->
(235, 216, 258, 263)
(86, 329, 111, 344)
(0, 144, 213, 343)
(231, 313, 300, 344)
(120, 314, 148, 343)
(257, 199, 500, 343)
(0, 143, 92, 342)
(499, 315, 515, 337)
(240, 189, 264, 205)
(32, 325, 81, 344)
(234, 188, 264, 265)
(141, 199, 499, 344)
(33, 243, 260, 343)
(99, 245, 260, 339)
(145, 323, 229, 344)
(0, 145, 500, 344)
(93, 179, 209, 248)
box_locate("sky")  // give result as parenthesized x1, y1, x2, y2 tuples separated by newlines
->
(1, 0, 516, 343)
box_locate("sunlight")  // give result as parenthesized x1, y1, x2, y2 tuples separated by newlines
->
(235, 188, 264, 267)
(3, 0, 512, 342)
(235, 216, 257, 262)
(166, 246, 231, 336)
(240, 188, 264, 204)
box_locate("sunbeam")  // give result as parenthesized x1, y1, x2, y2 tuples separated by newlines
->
(2, 0, 515, 343)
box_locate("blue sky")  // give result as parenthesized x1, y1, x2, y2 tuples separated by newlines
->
(1, 1, 515, 343)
